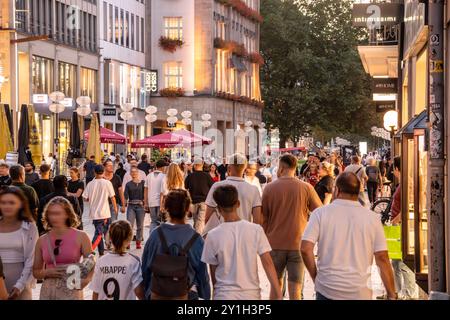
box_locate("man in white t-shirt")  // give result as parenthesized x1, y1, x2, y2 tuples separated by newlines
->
(301, 172, 397, 300)
(201, 185, 282, 300)
(144, 160, 167, 232)
(244, 162, 263, 196)
(204, 154, 262, 234)
(83, 165, 117, 256)
(344, 155, 368, 207)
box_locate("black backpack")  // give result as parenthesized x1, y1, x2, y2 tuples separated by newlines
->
(150, 228, 200, 298)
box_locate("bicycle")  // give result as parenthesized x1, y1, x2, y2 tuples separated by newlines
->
(371, 182, 395, 225)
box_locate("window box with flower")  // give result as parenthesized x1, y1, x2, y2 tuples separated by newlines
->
(159, 87, 185, 97)
(159, 36, 184, 53)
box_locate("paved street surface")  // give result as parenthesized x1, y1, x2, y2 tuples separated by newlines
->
(32, 204, 385, 300)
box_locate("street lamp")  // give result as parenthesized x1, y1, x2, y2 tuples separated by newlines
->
(120, 102, 134, 153)
(383, 110, 398, 137)
(49, 91, 66, 173)
(75, 95, 92, 158)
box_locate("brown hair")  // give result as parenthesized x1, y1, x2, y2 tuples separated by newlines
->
(42, 197, 80, 230)
(279, 154, 297, 170)
(39, 164, 51, 174)
(163, 189, 191, 220)
(0, 186, 34, 222)
(70, 167, 80, 178)
(335, 172, 360, 196)
(109, 220, 133, 255)
(213, 185, 239, 213)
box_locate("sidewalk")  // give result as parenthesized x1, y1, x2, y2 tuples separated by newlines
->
(32, 206, 386, 300)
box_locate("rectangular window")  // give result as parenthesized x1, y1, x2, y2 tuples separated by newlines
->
(47, 0, 53, 36)
(121, 9, 125, 46)
(103, 2, 107, 40)
(115, 7, 119, 44)
(109, 4, 113, 42)
(61, 4, 66, 43)
(80, 67, 97, 103)
(131, 14, 135, 50)
(125, 12, 129, 48)
(93, 16, 97, 50)
(164, 17, 183, 40)
(136, 16, 140, 52)
(58, 62, 77, 98)
(141, 18, 144, 52)
(32, 55, 54, 94)
(164, 62, 183, 88)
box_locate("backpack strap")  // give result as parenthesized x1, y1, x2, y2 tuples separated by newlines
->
(355, 167, 362, 175)
(157, 228, 170, 254)
(181, 233, 200, 255)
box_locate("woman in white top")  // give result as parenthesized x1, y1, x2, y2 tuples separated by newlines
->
(0, 186, 39, 300)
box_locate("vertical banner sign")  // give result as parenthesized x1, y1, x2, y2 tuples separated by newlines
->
(427, 0, 446, 293)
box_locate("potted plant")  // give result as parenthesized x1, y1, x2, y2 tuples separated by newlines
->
(159, 36, 184, 53)
(159, 87, 186, 97)
(248, 52, 264, 65)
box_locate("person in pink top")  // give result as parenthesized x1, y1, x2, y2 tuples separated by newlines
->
(33, 197, 94, 300)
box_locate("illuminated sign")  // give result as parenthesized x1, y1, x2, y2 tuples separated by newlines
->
(376, 101, 396, 113)
(145, 70, 158, 93)
(352, 4, 403, 28)
(32, 94, 49, 104)
(372, 78, 398, 94)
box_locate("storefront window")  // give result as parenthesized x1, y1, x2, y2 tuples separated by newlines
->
(407, 139, 415, 255)
(58, 62, 77, 98)
(415, 48, 427, 115)
(417, 135, 428, 273)
(32, 56, 54, 94)
(81, 67, 97, 103)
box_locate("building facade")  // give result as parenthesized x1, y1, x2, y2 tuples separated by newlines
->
(149, 0, 264, 156)
(98, 0, 151, 154)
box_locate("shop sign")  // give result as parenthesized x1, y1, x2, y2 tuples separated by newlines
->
(102, 108, 117, 116)
(352, 3, 403, 28)
(403, 1, 426, 54)
(32, 94, 49, 104)
(376, 101, 396, 113)
(60, 98, 73, 107)
(372, 78, 398, 94)
(145, 70, 158, 94)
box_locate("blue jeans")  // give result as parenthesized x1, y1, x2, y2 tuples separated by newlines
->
(392, 259, 418, 298)
(92, 218, 110, 255)
(316, 292, 332, 300)
(149, 206, 161, 233)
(127, 204, 145, 242)
(110, 203, 118, 222)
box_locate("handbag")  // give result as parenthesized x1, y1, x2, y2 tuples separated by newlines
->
(201, 209, 223, 238)
(383, 225, 402, 260)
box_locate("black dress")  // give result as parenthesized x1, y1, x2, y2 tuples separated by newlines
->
(314, 175, 334, 204)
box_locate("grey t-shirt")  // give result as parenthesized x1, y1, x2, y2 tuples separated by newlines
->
(124, 180, 145, 204)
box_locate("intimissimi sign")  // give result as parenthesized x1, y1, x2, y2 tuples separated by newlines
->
(352, 3, 403, 29)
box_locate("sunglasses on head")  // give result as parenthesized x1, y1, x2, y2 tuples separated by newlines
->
(54, 239, 63, 256)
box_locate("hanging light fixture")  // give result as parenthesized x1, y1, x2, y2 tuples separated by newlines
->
(182, 118, 192, 126)
(49, 103, 65, 114)
(76, 105, 92, 117)
(167, 108, 178, 117)
(76, 96, 92, 107)
(120, 111, 134, 121)
(120, 102, 134, 112)
(201, 113, 211, 121)
(181, 111, 192, 119)
(202, 120, 212, 128)
(49, 91, 65, 103)
(145, 114, 157, 123)
(145, 105, 158, 114)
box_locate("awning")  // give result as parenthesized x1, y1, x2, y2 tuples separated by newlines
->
(230, 55, 247, 72)
(394, 110, 428, 138)
(357, 45, 398, 77)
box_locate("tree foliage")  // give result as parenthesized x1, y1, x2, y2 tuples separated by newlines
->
(260, 0, 381, 147)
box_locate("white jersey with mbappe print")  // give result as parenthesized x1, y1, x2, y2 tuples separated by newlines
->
(90, 252, 143, 300)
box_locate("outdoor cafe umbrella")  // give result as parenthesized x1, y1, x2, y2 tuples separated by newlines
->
(3, 104, 14, 145)
(0, 104, 14, 160)
(85, 126, 128, 144)
(131, 129, 211, 149)
(70, 111, 81, 152)
(17, 104, 30, 165)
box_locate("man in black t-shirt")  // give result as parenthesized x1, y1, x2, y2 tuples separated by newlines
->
(68, 167, 85, 214)
(217, 158, 228, 181)
(31, 164, 54, 200)
(84, 155, 97, 184)
(185, 158, 214, 234)
(103, 159, 126, 222)
(0, 162, 12, 187)
(137, 154, 152, 175)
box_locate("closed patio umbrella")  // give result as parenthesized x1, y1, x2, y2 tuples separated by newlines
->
(3, 104, 13, 145)
(70, 111, 81, 153)
(0, 104, 14, 160)
(86, 113, 102, 164)
(17, 104, 30, 165)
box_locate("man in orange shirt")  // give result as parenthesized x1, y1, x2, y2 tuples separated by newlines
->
(262, 154, 322, 300)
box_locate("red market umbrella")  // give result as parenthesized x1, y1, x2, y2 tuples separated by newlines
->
(131, 129, 211, 149)
(85, 127, 128, 145)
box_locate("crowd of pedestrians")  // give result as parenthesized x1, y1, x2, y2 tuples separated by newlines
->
(0, 149, 403, 301)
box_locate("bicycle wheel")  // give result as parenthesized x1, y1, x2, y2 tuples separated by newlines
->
(371, 198, 391, 224)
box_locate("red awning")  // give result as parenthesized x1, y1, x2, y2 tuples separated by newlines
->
(84, 127, 128, 144)
(131, 129, 211, 149)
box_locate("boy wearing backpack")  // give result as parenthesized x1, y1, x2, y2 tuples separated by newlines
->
(141, 189, 211, 300)
(201, 185, 282, 300)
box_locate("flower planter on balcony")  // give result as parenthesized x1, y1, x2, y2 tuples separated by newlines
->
(159, 36, 184, 53)
(248, 52, 265, 65)
(216, 0, 263, 23)
(214, 38, 248, 58)
(159, 87, 185, 97)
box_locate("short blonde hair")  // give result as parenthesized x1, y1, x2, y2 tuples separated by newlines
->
(321, 161, 335, 177)
(42, 197, 80, 230)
